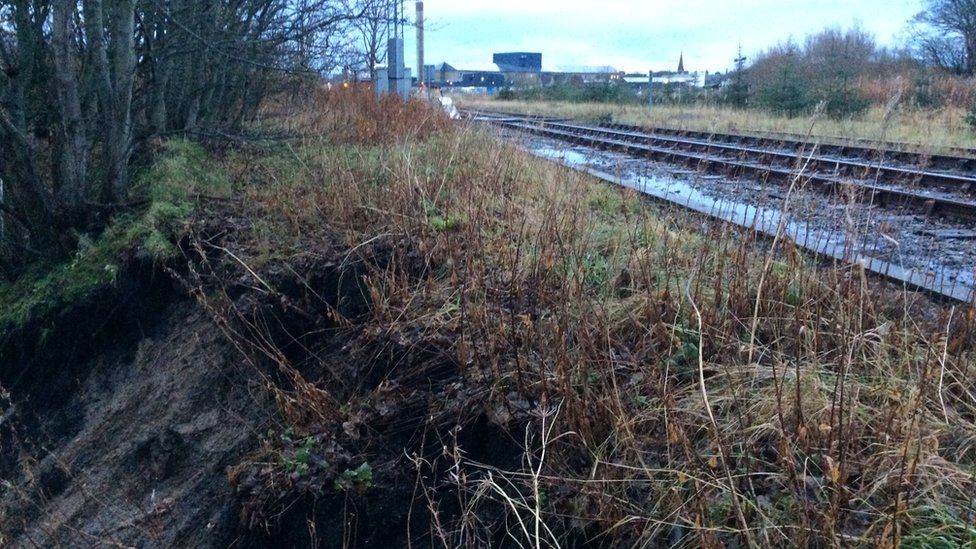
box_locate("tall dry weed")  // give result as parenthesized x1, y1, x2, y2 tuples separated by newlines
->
(205, 90, 975, 547)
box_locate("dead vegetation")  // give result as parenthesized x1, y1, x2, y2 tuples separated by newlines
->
(176, 89, 976, 546)
(2, 87, 974, 547)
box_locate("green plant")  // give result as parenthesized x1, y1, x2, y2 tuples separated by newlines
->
(819, 84, 871, 120)
(0, 140, 224, 334)
(335, 463, 373, 493)
(966, 100, 976, 132)
(786, 282, 802, 306)
(428, 214, 460, 232)
(282, 436, 318, 477)
(581, 253, 611, 289)
(497, 87, 516, 100)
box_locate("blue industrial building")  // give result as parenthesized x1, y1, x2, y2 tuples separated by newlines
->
(493, 52, 542, 73)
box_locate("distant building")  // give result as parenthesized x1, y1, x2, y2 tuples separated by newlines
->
(622, 54, 718, 95)
(460, 71, 506, 87)
(422, 65, 436, 86)
(542, 66, 622, 86)
(432, 52, 634, 92)
(704, 71, 729, 88)
(649, 54, 704, 86)
(434, 62, 461, 84)
(493, 52, 543, 73)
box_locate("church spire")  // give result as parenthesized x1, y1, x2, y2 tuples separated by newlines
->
(678, 52, 685, 73)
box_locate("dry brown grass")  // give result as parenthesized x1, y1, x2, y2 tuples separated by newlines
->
(456, 95, 976, 153)
(193, 91, 975, 547)
(858, 75, 976, 110)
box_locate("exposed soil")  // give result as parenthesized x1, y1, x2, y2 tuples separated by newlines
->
(0, 224, 527, 547)
(0, 261, 274, 547)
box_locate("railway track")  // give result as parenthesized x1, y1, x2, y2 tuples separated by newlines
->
(465, 109, 976, 169)
(468, 110, 976, 305)
(470, 112, 976, 222)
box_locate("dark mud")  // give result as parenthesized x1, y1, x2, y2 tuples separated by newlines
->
(0, 260, 273, 547)
(0, 234, 529, 547)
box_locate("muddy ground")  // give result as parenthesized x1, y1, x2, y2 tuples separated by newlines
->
(0, 260, 271, 547)
(0, 230, 526, 547)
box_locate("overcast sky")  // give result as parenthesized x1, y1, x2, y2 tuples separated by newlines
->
(410, 0, 924, 73)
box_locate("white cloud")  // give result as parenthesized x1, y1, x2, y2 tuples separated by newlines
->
(408, 0, 923, 73)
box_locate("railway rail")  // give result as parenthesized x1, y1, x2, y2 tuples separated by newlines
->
(468, 110, 976, 305)
(470, 113, 976, 222)
(465, 109, 976, 169)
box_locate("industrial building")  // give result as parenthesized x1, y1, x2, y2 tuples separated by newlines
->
(380, 2, 719, 97)
(542, 66, 622, 86)
(493, 52, 543, 73)
(460, 72, 507, 87)
(434, 62, 461, 84)
(425, 51, 721, 95)
(429, 53, 622, 90)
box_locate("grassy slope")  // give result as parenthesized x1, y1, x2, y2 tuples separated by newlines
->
(224, 91, 975, 547)
(456, 95, 976, 153)
(0, 140, 228, 334)
(3, 89, 973, 547)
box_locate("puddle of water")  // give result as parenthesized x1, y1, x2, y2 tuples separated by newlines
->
(530, 143, 974, 301)
(535, 147, 599, 168)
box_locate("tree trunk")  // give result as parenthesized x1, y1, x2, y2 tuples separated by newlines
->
(51, 0, 88, 220)
(84, 0, 137, 202)
(107, 0, 137, 199)
(967, 35, 976, 75)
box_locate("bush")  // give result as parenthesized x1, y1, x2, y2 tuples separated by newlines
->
(495, 83, 641, 105)
(497, 87, 515, 100)
(966, 100, 976, 132)
(820, 85, 871, 119)
(757, 77, 816, 117)
(911, 75, 946, 109)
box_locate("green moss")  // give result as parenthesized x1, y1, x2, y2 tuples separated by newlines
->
(0, 139, 227, 335)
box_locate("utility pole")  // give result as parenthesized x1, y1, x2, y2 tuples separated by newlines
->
(730, 41, 748, 108)
(648, 70, 654, 109)
(416, 1, 424, 88)
(378, 0, 410, 99)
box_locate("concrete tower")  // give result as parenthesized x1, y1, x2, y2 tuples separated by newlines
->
(416, 2, 424, 86)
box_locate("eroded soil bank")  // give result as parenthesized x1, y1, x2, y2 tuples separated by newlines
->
(0, 230, 528, 547)
(3, 93, 975, 548)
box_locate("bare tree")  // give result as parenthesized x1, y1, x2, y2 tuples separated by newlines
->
(804, 25, 877, 81)
(912, 0, 976, 75)
(746, 27, 881, 118)
(0, 0, 372, 272)
(354, 0, 396, 80)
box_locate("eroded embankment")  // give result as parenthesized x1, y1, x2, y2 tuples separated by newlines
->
(2, 91, 975, 548)
(0, 222, 533, 547)
(0, 256, 264, 546)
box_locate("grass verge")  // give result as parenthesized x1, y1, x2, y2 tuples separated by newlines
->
(0, 140, 228, 334)
(192, 89, 976, 547)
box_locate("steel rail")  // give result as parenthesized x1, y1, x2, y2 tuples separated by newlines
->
(536, 154, 976, 305)
(492, 119, 976, 222)
(547, 121, 976, 191)
(471, 115, 975, 304)
(463, 109, 976, 172)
